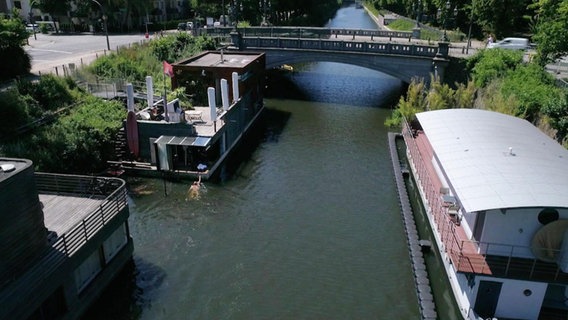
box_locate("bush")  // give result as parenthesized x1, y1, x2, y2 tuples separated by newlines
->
(2, 95, 125, 173)
(500, 63, 559, 121)
(0, 89, 31, 136)
(0, 46, 31, 80)
(467, 49, 524, 87)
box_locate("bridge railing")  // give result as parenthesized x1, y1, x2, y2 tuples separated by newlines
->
(242, 37, 442, 57)
(197, 26, 413, 40)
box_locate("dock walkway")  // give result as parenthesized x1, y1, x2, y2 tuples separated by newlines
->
(388, 132, 437, 320)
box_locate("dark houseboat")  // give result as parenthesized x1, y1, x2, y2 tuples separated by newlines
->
(113, 51, 266, 180)
(0, 158, 133, 320)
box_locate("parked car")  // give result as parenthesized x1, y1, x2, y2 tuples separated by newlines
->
(177, 22, 194, 31)
(487, 37, 529, 50)
(26, 24, 39, 32)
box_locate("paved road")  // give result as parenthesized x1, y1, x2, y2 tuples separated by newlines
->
(25, 32, 150, 74)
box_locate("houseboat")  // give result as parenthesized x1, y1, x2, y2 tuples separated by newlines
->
(402, 109, 568, 319)
(113, 50, 266, 180)
(0, 157, 133, 320)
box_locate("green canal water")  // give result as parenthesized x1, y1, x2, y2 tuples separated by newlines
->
(84, 3, 461, 319)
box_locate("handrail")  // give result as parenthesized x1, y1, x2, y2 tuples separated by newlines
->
(197, 26, 413, 39)
(241, 37, 441, 57)
(402, 121, 568, 282)
(0, 173, 127, 315)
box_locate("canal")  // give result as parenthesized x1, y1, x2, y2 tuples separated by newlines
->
(84, 3, 432, 319)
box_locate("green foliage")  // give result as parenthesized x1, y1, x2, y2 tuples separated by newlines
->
(0, 46, 31, 80)
(386, 76, 477, 127)
(479, 80, 519, 115)
(533, 0, 568, 64)
(89, 53, 147, 81)
(453, 81, 477, 109)
(168, 87, 192, 109)
(467, 48, 524, 87)
(150, 33, 217, 63)
(2, 95, 125, 173)
(0, 89, 31, 136)
(426, 79, 455, 110)
(500, 63, 560, 121)
(541, 91, 568, 144)
(0, 15, 31, 79)
(0, 15, 29, 49)
(17, 75, 74, 111)
(387, 19, 415, 30)
(385, 78, 427, 127)
(88, 34, 217, 83)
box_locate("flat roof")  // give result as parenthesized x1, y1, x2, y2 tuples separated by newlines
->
(178, 52, 260, 69)
(0, 158, 32, 183)
(416, 109, 568, 213)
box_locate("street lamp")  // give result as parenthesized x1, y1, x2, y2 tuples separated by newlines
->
(414, 0, 422, 28)
(230, 0, 243, 30)
(222, 0, 226, 27)
(92, 0, 111, 51)
(466, 0, 475, 54)
(441, 0, 451, 42)
(28, 0, 37, 40)
(259, 0, 271, 26)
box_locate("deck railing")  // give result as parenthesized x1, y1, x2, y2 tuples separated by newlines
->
(241, 37, 441, 57)
(402, 121, 568, 282)
(0, 174, 127, 310)
(197, 26, 413, 39)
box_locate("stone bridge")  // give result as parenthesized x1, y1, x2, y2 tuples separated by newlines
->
(199, 27, 450, 83)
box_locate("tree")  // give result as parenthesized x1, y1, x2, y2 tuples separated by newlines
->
(542, 92, 568, 145)
(532, 0, 568, 64)
(0, 13, 31, 80)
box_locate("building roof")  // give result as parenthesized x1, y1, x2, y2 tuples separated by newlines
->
(416, 109, 568, 213)
(177, 52, 262, 69)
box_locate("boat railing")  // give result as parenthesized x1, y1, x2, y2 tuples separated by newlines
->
(452, 239, 568, 281)
(402, 121, 465, 254)
(403, 122, 568, 281)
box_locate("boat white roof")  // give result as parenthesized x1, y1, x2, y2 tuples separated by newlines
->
(416, 109, 568, 213)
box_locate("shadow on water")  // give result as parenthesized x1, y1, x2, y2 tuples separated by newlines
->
(82, 257, 166, 320)
(266, 63, 404, 108)
(220, 107, 291, 181)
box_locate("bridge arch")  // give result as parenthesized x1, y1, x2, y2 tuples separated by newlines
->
(257, 48, 440, 84)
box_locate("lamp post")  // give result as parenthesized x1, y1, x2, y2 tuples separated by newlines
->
(92, 0, 111, 51)
(222, 0, 226, 26)
(441, 0, 451, 42)
(466, 0, 475, 54)
(414, 0, 422, 28)
(259, 0, 270, 26)
(231, 0, 243, 30)
(28, 0, 37, 40)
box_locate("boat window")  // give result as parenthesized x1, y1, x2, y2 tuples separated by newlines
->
(538, 208, 559, 225)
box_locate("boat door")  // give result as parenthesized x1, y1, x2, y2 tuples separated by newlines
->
(474, 280, 502, 318)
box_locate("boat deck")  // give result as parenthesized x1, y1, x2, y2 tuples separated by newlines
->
(186, 106, 226, 137)
(40, 194, 106, 237)
(408, 128, 491, 275)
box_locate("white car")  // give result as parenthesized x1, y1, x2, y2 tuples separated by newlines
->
(26, 24, 39, 32)
(487, 37, 529, 50)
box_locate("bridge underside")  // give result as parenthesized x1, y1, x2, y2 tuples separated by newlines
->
(244, 48, 440, 84)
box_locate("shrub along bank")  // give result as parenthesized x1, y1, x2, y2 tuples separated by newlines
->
(387, 49, 568, 147)
(0, 34, 217, 174)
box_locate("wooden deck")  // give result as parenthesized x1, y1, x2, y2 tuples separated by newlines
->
(406, 128, 491, 275)
(40, 194, 106, 237)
